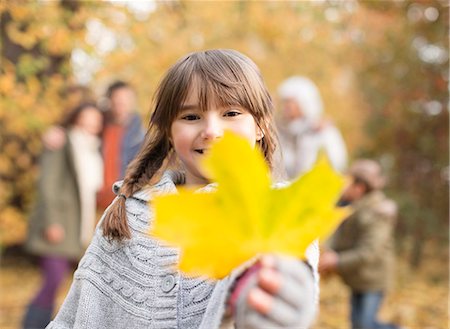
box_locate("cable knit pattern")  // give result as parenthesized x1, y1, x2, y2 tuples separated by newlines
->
(47, 171, 233, 329)
(47, 171, 320, 329)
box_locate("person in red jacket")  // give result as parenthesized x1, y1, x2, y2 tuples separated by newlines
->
(96, 81, 144, 210)
(42, 81, 145, 211)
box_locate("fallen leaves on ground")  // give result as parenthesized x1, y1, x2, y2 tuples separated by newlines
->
(0, 247, 446, 329)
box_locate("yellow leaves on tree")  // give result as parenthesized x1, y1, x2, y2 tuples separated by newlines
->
(0, 71, 16, 97)
(44, 29, 74, 56)
(5, 21, 38, 50)
(151, 132, 350, 279)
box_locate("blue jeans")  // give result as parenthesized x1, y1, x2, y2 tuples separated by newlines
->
(351, 291, 399, 329)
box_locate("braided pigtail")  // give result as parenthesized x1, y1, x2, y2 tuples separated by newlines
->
(102, 132, 171, 241)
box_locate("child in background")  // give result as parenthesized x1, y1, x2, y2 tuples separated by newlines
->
(48, 49, 319, 329)
(320, 159, 400, 329)
(23, 103, 104, 328)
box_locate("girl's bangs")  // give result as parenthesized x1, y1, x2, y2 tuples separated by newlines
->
(162, 50, 268, 122)
(195, 72, 253, 114)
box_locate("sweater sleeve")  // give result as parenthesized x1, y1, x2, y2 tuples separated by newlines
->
(46, 277, 85, 329)
(305, 240, 320, 305)
(197, 258, 257, 329)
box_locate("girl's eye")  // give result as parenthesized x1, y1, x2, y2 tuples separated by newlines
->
(224, 110, 241, 117)
(181, 114, 200, 121)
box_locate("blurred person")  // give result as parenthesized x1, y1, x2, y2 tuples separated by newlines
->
(23, 103, 104, 329)
(277, 76, 347, 179)
(319, 159, 401, 329)
(42, 85, 96, 151)
(42, 81, 145, 211)
(96, 80, 145, 210)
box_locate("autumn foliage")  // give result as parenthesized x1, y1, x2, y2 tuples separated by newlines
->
(0, 1, 447, 267)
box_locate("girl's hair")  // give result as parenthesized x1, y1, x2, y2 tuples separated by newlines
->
(102, 49, 278, 241)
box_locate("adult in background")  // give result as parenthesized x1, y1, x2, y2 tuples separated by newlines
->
(23, 103, 104, 328)
(319, 159, 401, 329)
(277, 76, 347, 179)
(42, 81, 145, 211)
(96, 81, 145, 210)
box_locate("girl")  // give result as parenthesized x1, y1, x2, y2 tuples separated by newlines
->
(48, 49, 318, 329)
(24, 103, 104, 328)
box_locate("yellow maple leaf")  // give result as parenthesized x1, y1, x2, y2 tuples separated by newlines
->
(151, 132, 350, 279)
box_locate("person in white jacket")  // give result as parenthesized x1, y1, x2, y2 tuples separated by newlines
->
(277, 76, 347, 179)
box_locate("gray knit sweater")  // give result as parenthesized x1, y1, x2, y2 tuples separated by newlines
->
(47, 171, 319, 329)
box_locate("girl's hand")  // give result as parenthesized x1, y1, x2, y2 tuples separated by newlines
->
(232, 255, 317, 329)
(45, 224, 65, 244)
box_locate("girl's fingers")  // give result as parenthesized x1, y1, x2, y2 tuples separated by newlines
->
(248, 286, 303, 327)
(261, 254, 313, 283)
(259, 256, 316, 309)
(260, 254, 276, 268)
(258, 267, 281, 294)
(246, 285, 316, 328)
(247, 288, 272, 314)
(259, 266, 313, 308)
(238, 256, 317, 328)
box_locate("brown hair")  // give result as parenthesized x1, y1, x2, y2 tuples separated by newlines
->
(62, 102, 103, 135)
(58, 85, 96, 124)
(106, 80, 132, 99)
(102, 49, 278, 241)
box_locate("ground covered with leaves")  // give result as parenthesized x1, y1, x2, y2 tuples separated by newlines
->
(0, 246, 447, 329)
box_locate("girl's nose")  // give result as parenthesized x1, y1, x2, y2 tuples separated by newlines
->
(201, 116, 223, 140)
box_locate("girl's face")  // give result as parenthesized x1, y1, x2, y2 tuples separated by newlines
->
(170, 84, 263, 186)
(76, 107, 103, 136)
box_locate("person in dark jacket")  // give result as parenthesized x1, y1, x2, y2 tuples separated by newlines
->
(41, 81, 145, 211)
(23, 103, 104, 329)
(319, 159, 401, 329)
(96, 81, 145, 210)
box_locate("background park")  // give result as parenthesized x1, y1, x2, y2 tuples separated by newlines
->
(0, 1, 448, 328)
